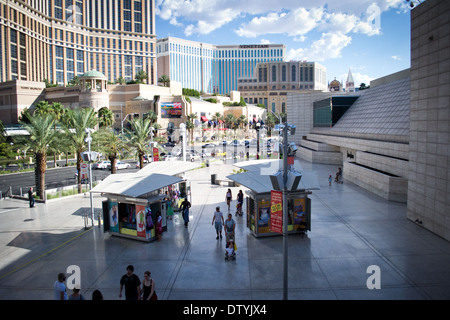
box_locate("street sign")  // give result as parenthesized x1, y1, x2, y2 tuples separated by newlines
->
(80, 163, 88, 180)
(270, 190, 283, 234)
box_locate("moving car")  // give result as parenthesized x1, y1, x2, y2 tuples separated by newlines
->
(93, 160, 110, 169)
(116, 161, 131, 169)
(107, 161, 131, 170)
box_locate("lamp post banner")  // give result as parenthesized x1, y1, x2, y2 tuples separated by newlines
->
(270, 190, 283, 234)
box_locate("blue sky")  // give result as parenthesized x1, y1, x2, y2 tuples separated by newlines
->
(154, 0, 413, 88)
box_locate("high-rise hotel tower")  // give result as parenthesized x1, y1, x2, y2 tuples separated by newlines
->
(0, 0, 156, 85)
(157, 37, 285, 94)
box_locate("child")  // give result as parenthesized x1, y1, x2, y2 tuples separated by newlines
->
(329, 174, 332, 186)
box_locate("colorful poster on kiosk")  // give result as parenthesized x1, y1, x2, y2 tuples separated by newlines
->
(257, 200, 271, 234)
(270, 191, 283, 234)
(293, 198, 306, 230)
(136, 205, 147, 238)
(108, 201, 119, 233)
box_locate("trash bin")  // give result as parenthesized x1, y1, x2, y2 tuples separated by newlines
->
(206, 160, 210, 167)
(211, 174, 216, 185)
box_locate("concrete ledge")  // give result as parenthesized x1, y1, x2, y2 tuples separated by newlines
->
(298, 146, 342, 165)
(344, 162, 407, 202)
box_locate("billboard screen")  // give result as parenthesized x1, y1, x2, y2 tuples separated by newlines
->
(161, 102, 182, 118)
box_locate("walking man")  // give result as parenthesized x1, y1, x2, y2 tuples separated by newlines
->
(212, 206, 224, 239)
(180, 198, 191, 227)
(119, 265, 141, 300)
(28, 187, 35, 208)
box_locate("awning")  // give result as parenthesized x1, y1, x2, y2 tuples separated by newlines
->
(136, 161, 201, 176)
(218, 120, 223, 124)
(91, 172, 183, 198)
(201, 116, 208, 122)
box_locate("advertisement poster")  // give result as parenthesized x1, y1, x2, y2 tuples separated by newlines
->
(153, 147, 159, 162)
(108, 201, 119, 233)
(270, 191, 283, 234)
(136, 205, 147, 238)
(293, 198, 306, 230)
(80, 163, 88, 180)
(257, 200, 271, 234)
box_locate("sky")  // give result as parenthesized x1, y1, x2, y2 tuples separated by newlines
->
(154, 0, 413, 88)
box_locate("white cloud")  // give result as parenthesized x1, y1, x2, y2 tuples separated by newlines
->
(391, 55, 402, 61)
(286, 32, 352, 61)
(156, 0, 405, 61)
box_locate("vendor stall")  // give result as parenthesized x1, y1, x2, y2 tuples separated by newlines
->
(92, 161, 201, 242)
(227, 159, 320, 238)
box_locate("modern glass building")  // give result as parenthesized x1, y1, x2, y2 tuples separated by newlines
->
(0, 0, 157, 85)
(157, 37, 285, 94)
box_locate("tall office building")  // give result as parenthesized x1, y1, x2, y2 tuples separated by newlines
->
(157, 37, 285, 94)
(0, 0, 157, 85)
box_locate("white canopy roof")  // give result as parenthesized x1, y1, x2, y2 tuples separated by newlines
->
(91, 160, 200, 198)
(228, 159, 320, 193)
(136, 161, 201, 176)
(91, 172, 182, 198)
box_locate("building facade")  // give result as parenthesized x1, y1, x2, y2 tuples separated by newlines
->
(0, 0, 157, 86)
(237, 61, 327, 113)
(156, 37, 285, 94)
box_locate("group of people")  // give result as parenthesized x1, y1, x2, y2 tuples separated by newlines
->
(53, 265, 158, 300)
(329, 167, 343, 186)
(54, 273, 103, 300)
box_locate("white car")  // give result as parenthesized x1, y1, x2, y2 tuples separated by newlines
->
(93, 160, 110, 169)
(116, 161, 131, 169)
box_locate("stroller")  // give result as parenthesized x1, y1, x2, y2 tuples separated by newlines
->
(225, 239, 236, 261)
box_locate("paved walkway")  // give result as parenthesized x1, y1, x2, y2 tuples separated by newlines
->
(0, 159, 449, 300)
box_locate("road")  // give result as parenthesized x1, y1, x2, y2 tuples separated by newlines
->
(0, 162, 138, 197)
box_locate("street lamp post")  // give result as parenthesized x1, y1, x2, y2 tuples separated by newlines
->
(85, 128, 94, 227)
(256, 122, 261, 160)
(180, 123, 186, 162)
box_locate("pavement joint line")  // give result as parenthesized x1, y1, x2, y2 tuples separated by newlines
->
(0, 227, 94, 281)
(162, 180, 213, 300)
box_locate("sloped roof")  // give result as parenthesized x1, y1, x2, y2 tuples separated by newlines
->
(81, 69, 107, 79)
(331, 77, 410, 137)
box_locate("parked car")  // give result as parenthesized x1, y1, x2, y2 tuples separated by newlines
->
(93, 160, 110, 169)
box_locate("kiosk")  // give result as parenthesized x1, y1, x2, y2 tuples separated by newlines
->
(92, 161, 201, 242)
(227, 159, 319, 238)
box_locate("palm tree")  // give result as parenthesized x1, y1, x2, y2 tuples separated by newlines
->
(21, 113, 58, 200)
(64, 108, 98, 192)
(93, 128, 126, 174)
(158, 75, 170, 87)
(98, 108, 114, 127)
(135, 70, 148, 84)
(124, 117, 152, 169)
(186, 113, 197, 143)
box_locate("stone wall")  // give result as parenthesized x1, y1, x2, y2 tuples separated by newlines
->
(408, 0, 450, 240)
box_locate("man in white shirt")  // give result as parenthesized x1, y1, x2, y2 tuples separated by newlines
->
(212, 206, 224, 240)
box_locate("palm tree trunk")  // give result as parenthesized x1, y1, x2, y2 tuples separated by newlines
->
(36, 152, 47, 201)
(77, 151, 82, 193)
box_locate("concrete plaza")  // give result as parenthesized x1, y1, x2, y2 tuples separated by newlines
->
(0, 159, 449, 300)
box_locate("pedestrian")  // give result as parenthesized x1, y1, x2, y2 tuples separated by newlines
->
(212, 206, 224, 239)
(225, 189, 232, 212)
(328, 174, 332, 186)
(54, 272, 67, 300)
(224, 213, 236, 242)
(236, 190, 244, 215)
(141, 271, 158, 300)
(155, 211, 162, 241)
(92, 289, 103, 300)
(28, 187, 35, 208)
(166, 191, 174, 220)
(119, 265, 141, 300)
(180, 198, 191, 227)
(68, 284, 85, 300)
